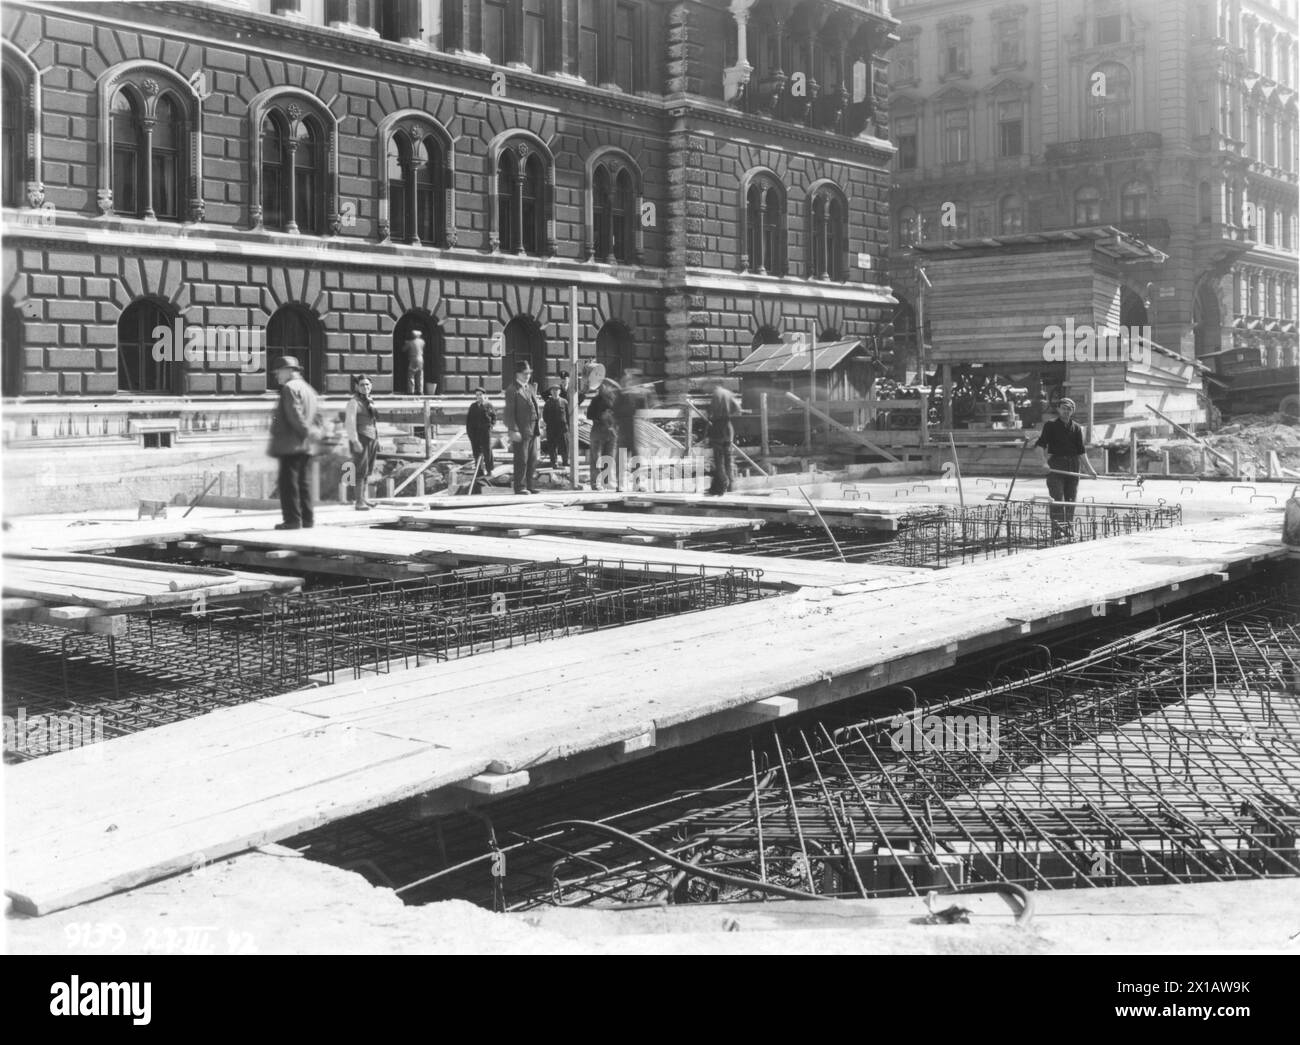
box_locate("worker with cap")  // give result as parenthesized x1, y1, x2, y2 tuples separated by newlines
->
(267, 356, 323, 529)
(1034, 396, 1098, 541)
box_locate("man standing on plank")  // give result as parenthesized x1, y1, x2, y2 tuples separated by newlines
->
(1035, 397, 1098, 541)
(267, 355, 323, 530)
(503, 359, 542, 495)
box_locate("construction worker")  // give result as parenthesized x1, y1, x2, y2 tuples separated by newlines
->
(1035, 397, 1098, 541)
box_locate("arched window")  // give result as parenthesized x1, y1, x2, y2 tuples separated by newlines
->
(595, 320, 634, 379)
(111, 88, 144, 217)
(503, 315, 547, 387)
(1120, 181, 1149, 220)
(266, 306, 324, 390)
(152, 93, 182, 221)
(809, 188, 847, 281)
(497, 146, 548, 256)
(108, 85, 188, 221)
(386, 130, 446, 246)
(1086, 62, 1132, 138)
(745, 177, 785, 275)
(393, 312, 444, 394)
(591, 162, 636, 263)
(2, 68, 24, 208)
(999, 193, 1024, 233)
(752, 325, 781, 348)
(896, 205, 918, 247)
(1074, 186, 1102, 225)
(1198, 181, 1212, 223)
(257, 102, 330, 235)
(294, 118, 323, 234)
(261, 111, 288, 230)
(118, 299, 178, 394)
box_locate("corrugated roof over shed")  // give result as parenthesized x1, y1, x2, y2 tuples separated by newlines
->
(732, 338, 863, 375)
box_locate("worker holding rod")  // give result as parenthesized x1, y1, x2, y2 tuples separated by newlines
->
(1035, 397, 1097, 542)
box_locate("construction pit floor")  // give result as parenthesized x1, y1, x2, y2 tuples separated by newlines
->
(4, 470, 1299, 954)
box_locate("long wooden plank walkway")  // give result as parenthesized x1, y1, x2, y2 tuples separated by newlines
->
(4, 513, 1288, 915)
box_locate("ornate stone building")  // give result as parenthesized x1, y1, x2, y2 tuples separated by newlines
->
(887, 0, 1299, 416)
(1, 0, 898, 510)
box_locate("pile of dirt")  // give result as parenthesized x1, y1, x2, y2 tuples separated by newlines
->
(1149, 413, 1300, 476)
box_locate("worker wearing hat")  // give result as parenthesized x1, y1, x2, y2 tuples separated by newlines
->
(1034, 397, 1098, 541)
(267, 355, 323, 529)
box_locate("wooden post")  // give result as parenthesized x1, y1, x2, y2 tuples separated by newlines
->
(760, 392, 770, 457)
(236, 463, 243, 499)
(1200, 447, 1207, 474)
(916, 267, 929, 447)
(1232, 449, 1241, 478)
(941, 363, 954, 431)
(1162, 451, 1171, 476)
(809, 323, 817, 451)
(1130, 429, 1139, 474)
(569, 284, 580, 489)
(1088, 377, 1095, 444)
(423, 398, 432, 460)
(309, 459, 320, 504)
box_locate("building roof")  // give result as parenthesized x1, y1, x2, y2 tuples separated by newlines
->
(911, 225, 1168, 263)
(733, 338, 864, 375)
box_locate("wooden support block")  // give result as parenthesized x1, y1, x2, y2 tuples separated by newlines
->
(747, 695, 799, 720)
(219, 545, 240, 553)
(623, 499, 654, 508)
(454, 525, 482, 533)
(146, 541, 168, 551)
(403, 563, 438, 573)
(176, 541, 203, 551)
(505, 528, 536, 538)
(788, 509, 816, 518)
(264, 550, 297, 560)
(457, 770, 531, 796)
(620, 535, 657, 545)
(618, 731, 655, 755)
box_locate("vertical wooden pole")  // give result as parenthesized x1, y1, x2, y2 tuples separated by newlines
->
(1088, 377, 1095, 444)
(760, 392, 770, 457)
(941, 364, 954, 431)
(1130, 429, 1139, 475)
(569, 284, 580, 489)
(236, 463, 243, 499)
(809, 323, 817, 451)
(423, 398, 432, 460)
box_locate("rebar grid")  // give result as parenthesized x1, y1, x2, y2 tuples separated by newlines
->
(692, 501, 1183, 568)
(3, 558, 768, 761)
(393, 595, 1297, 909)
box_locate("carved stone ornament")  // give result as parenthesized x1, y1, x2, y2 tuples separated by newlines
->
(26, 181, 45, 208)
(287, 103, 303, 120)
(141, 78, 159, 96)
(189, 197, 206, 223)
(97, 188, 113, 215)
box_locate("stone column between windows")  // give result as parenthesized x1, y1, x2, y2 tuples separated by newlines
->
(285, 134, 299, 234)
(142, 115, 156, 221)
(513, 160, 525, 254)
(409, 152, 423, 247)
(817, 201, 829, 279)
(756, 193, 767, 275)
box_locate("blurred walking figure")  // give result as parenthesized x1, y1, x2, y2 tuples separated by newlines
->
(1035, 397, 1097, 541)
(586, 378, 620, 490)
(504, 360, 542, 494)
(543, 385, 570, 470)
(267, 355, 323, 529)
(403, 330, 425, 395)
(707, 384, 742, 496)
(344, 373, 379, 511)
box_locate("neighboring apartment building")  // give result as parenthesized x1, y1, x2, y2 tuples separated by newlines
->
(887, 0, 1299, 417)
(0, 0, 898, 511)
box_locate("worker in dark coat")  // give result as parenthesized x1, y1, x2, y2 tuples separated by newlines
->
(1035, 397, 1098, 540)
(543, 386, 570, 470)
(503, 360, 542, 494)
(466, 387, 497, 475)
(586, 379, 619, 490)
(707, 384, 742, 496)
(266, 355, 323, 529)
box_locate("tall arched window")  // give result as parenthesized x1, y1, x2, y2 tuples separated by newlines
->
(497, 146, 547, 255)
(2, 68, 23, 208)
(266, 306, 324, 390)
(108, 85, 188, 221)
(294, 118, 323, 234)
(111, 88, 144, 217)
(386, 130, 446, 246)
(393, 312, 444, 394)
(1198, 181, 1212, 223)
(809, 187, 847, 281)
(1086, 62, 1132, 138)
(118, 299, 178, 394)
(503, 315, 547, 387)
(1120, 181, 1149, 220)
(1074, 186, 1102, 224)
(745, 177, 785, 275)
(152, 93, 182, 221)
(261, 111, 288, 230)
(257, 103, 330, 235)
(999, 193, 1024, 233)
(590, 161, 636, 263)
